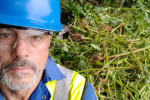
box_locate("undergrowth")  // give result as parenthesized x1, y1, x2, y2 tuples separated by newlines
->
(49, 0, 150, 99)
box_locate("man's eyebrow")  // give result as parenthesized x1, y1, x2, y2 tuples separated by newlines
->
(26, 30, 49, 36)
(0, 28, 16, 33)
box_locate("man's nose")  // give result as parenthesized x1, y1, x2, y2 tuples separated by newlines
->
(12, 38, 30, 58)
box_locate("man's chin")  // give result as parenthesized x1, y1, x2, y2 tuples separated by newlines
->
(11, 71, 34, 79)
(0, 73, 38, 90)
(6, 80, 33, 90)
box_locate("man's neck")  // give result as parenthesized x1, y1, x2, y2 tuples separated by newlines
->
(0, 74, 42, 100)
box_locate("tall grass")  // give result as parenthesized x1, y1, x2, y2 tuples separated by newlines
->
(50, 0, 150, 99)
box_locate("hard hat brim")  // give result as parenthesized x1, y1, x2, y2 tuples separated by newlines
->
(0, 14, 62, 32)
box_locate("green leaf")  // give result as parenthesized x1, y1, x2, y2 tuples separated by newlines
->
(63, 45, 68, 52)
(95, 61, 104, 66)
(87, 74, 94, 84)
(79, 0, 83, 4)
(78, 60, 86, 67)
(90, 44, 100, 51)
(138, 42, 147, 48)
(93, 6, 101, 12)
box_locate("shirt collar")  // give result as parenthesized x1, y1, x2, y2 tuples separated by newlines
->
(43, 56, 66, 83)
(29, 56, 66, 100)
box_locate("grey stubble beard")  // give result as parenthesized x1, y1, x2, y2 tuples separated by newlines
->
(0, 59, 44, 90)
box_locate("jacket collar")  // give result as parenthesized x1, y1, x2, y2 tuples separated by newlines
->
(43, 56, 66, 83)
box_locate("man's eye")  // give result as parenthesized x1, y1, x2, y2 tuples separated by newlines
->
(32, 35, 42, 40)
(0, 33, 11, 38)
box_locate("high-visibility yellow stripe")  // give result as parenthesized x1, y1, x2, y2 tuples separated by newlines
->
(45, 80, 56, 100)
(69, 71, 85, 100)
(45, 65, 85, 100)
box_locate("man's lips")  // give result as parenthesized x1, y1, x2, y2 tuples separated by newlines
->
(9, 67, 33, 72)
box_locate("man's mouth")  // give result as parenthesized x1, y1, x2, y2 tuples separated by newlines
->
(9, 67, 33, 73)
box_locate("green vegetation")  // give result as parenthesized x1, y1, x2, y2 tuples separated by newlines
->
(49, 0, 150, 99)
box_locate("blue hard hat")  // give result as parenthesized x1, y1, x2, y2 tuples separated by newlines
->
(0, 0, 62, 31)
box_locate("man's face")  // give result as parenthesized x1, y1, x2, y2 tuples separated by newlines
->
(0, 28, 51, 90)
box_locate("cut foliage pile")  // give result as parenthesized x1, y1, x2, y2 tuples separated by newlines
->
(49, 0, 150, 99)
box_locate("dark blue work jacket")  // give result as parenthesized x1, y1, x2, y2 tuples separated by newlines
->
(0, 56, 97, 100)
